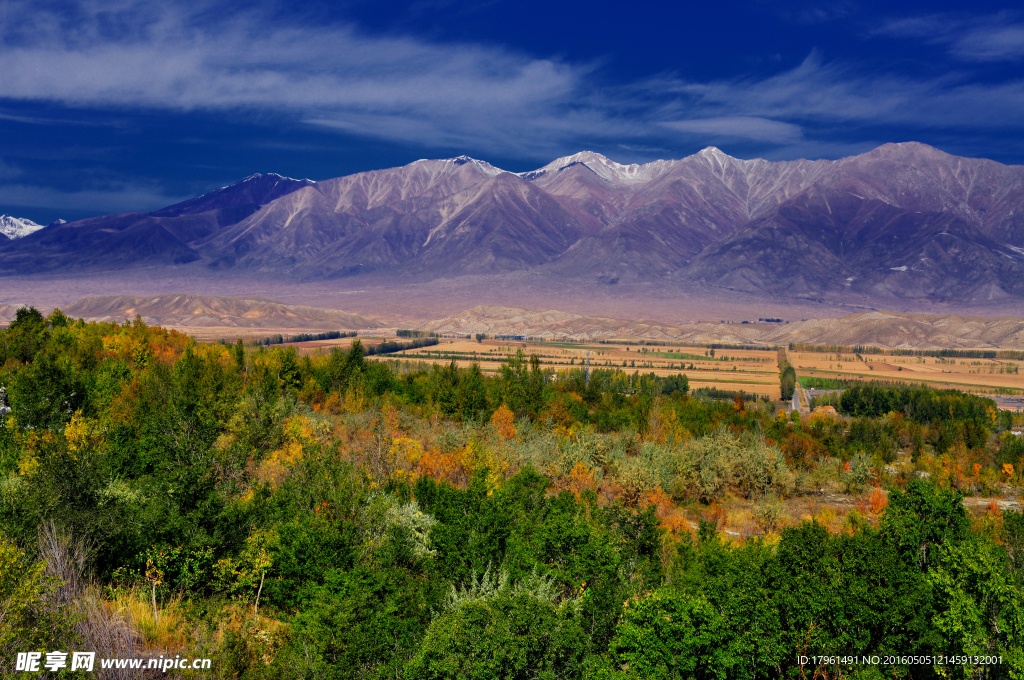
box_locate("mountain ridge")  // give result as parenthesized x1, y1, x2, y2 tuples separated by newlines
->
(2, 143, 1024, 306)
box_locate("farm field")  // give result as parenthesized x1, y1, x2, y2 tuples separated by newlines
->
(226, 332, 1024, 401)
(789, 350, 1024, 395)
(376, 338, 782, 399)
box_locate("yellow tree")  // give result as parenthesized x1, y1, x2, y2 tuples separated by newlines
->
(215, 528, 276, 623)
(491, 404, 516, 439)
(144, 551, 166, 624)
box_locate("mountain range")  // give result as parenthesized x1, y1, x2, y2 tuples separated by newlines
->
(2, 143, 1023, 305)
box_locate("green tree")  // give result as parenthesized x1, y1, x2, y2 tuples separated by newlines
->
(0, 532, 75, 658)
(1005, 509, 1024, 572)
(406, 569, 586, 680)
(233, 338, 246, 371)
(457, 363, 489, 419)
(880, 479, 969, 570)
(779, 362, 796, 402)
(610, 588, 737, 680)
(928, 539, 1024, 677)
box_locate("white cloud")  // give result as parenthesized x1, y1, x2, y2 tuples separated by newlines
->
(950, 23, 1024, 62)
(0, 0, 1023, 171)
(0, 0, 596, 158)
(874, 12, 1024, 62)
(0, 158, 22, 181)
(660, 116, 803, 144)
(647, 52, 1024, 131)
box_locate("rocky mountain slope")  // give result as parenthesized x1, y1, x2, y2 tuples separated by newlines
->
(3, 144, 1024, 305)
(683, 144, 1024, 303)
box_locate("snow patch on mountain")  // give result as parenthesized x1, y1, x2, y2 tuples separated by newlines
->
(521, 151, 679, 185)
(409, 156, 504, 177)
(219, 172, 316, 191)
(0, 215, 45, 240)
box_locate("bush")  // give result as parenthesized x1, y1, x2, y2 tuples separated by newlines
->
(665, 429, 793, 503)
(406, 569, 586, 680)
(609, 588, 738, 680)
(752, 496, 787, 533)
(0, 531, 76, 659)
(997, 433, 1024, 466)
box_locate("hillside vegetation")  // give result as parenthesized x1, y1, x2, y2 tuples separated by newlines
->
(1, 308, 1023, 679)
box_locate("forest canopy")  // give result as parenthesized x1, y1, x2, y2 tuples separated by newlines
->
(0, 309, 1022, 679)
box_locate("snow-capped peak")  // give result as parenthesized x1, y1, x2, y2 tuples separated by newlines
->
(520, 151, 678, 184)
(0, 214, 45, 240)
(409, 156, 504, 176)
(694, 146, 742, 165)
(240, 172, 315, 184)
(222, 172, 316, 190)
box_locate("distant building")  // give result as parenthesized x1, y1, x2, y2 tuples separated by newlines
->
(994, 396, 1024, 413)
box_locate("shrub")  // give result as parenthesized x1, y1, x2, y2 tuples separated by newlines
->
(752, 496, 787, 534)
(0, 531, 76, 659)
(406, 568, 586, 680)
(664, 429, 793, 503)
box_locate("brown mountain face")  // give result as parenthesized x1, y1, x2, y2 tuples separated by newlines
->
(2, 143, 1024, 305)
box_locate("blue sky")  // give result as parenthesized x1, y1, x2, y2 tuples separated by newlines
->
(2, 0, 1023, 223)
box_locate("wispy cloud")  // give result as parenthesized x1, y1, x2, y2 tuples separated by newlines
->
(776, 0, 856, 26)
(0, 0, 597, 158)
(0, 0, 1023, 171)
(660, 117, 803, 144)
(0, 182, 185, 212)
(0, 158, 22, 181)
(647, 51, 1024, 131)
(873, 12, 1024, 62)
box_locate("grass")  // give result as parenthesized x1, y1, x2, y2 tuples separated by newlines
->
(109, 590, 191, 652)
(535, 343, 609, 350)
(799, 376, 852, 389)
(104, 587, 291, 670)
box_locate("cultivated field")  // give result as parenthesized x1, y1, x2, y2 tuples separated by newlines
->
(371, 338, 782, 399)
(789, 350, 1024, 395)
(223, 331, 1024, 402)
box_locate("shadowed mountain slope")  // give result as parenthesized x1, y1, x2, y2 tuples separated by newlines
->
(0, 173, 314, 270)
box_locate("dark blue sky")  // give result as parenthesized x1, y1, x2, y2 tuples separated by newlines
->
(2, 0, 1023, 224)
